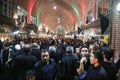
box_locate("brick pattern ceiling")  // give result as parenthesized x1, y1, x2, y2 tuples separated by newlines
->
(13, 0, 96, 33)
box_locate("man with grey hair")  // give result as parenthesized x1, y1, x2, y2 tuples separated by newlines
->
(57, 46, 77, 80)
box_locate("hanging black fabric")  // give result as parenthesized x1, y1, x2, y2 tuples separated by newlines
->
(100, 14, 109, 34)
(78, 27, 82, 34)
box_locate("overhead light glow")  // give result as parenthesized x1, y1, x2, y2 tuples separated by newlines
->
(58, 20, 60, 23)
(117, 3, 120, 11)
(53, 6, 57, 10)
(57, 17, 61, 23)
(57, 17, 60, 21)
(91, 17, 95, 22)
(17, 6, 21, 9)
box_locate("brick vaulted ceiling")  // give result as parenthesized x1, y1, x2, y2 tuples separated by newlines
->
(13, 0, 96, 33)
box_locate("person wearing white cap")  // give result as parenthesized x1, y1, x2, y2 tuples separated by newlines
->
(14, 44, 23, 57)
(15, 44, 21, 50)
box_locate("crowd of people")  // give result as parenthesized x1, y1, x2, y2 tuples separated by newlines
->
(0, 37, 120, 80)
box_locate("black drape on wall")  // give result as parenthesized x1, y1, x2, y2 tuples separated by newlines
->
(100, 14, 109, 34)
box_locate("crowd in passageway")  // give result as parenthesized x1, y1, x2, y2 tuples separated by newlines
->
(0, 37, 120, 80)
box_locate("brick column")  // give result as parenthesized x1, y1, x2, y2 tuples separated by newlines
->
(110, 0, 120, 62)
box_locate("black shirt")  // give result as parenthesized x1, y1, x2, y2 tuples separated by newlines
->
(86, 65, 108, 80)
(102, 62, 118, 80)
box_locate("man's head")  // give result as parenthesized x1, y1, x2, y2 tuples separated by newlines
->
(41, 49, 50, 64)
(102, 48, 114, 61)
(75, 47, 80, 54)
(93, 43, 100, 50)
(90, 50, 103, 66)
(32, 43, 39, 49)
(3, 42, 10, 48)
(66, 46, 74, 54)
(23, 44, 31, 54)
(26, 70, 36, 80)
(80, 46, 89, 57)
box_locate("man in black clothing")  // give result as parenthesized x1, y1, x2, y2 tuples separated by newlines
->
(34, 49, 56, 80)
(10, 44, 38, 80)
(116, 57, 120, 80)
(86, 50, 108, 80)
(0, 42, 14, 80)
(31, 43, 41, 61)
(102, 48, 118, 80)
(77, 46, 90, 80)
(57, 46, 77, 80)
(0, 40, 3, 52)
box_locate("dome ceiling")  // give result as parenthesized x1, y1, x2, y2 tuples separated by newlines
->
(13, 0, 93, 33)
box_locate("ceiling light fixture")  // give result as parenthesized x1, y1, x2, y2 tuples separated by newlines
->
(57, 17, 60, 21)
(53, 6, 57, 10)
(58, 20, 60, 23)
